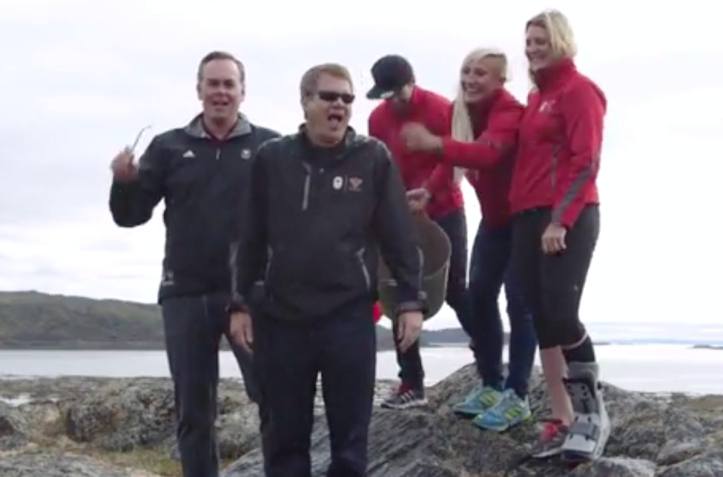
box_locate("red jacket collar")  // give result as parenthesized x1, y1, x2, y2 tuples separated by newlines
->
(533, 57, 577, 91)
(387, 85, 426, 118)
(467, 87, 503, 116)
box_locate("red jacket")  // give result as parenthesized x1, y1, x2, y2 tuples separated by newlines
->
(368, 86, 464, 219)
(372, 301, 383, 323)
(439, 88, 523, 228)
(509, 58, 605, 228)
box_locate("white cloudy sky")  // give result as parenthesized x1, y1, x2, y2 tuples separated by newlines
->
(1, 0, 721, 329)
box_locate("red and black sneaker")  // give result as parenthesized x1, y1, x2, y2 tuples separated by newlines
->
(381, 382, 427, 410)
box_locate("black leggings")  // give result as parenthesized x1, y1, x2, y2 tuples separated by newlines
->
(510, 205, 599, 349)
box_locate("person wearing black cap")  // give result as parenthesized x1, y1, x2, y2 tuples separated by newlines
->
(368, 55, 469, 410)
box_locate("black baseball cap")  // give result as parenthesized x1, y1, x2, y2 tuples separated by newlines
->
(366, 55, 414, 100)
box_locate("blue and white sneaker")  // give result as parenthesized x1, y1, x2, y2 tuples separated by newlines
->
(473, 388, 531, 432)
(453, 385, 503, 417)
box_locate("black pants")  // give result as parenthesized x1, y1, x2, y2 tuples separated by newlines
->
(255, 305, 376, 477)
(394, 208, 468, 389)
(162, 291, 259, 477)
(510, 206, 600, 349)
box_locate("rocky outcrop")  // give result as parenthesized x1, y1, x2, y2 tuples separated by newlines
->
(0, 450, 160, 477)
(1, 366, 722, 476)
(0, 402, 29, 451)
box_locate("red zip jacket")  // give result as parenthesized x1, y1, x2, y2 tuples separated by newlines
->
(509, 58, 606, 228)
(368, 86, 464, 219)
(438, 88, 523, 228)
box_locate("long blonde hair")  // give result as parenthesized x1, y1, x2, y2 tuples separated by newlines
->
(526, 10, 577, 85)
(450, 48, 508, 182)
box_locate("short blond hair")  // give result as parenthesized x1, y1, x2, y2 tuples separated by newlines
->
(526, 9, 577, 60)
(299, 63, 353, 101)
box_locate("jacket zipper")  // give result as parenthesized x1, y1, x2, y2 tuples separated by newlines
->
(355, 248, 371, 291)
(301, 162, 311, 211)
(264, 246, 274, 282)
(216, 148, 221, 160)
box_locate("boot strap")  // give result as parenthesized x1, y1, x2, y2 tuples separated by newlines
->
(569, 420, 600, 441)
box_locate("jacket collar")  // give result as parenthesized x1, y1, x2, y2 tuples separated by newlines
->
(297, 124, 363, 149)
(467, 87, 503, 117)
(184, 113, 252, 139)
(533, 57, 577, 92)
(387, 85, 425, 118)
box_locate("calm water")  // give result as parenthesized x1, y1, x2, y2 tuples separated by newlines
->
(1, 344, 721, 394)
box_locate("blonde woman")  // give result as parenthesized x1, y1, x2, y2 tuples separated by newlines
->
(402, 48, 537, 432)
(508, 10, 610, 461)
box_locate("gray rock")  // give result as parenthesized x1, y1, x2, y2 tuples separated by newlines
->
(657, 439, 706, 466)
(222, 363, 723, 477)
(571, 457, 657, 477)
(0, 402, 29, 451)
(64, 378, 176, 451)
(656, 450, 723, 477)
(216, 402, 261, 459)
(0, 450, 160, 477)
(2, 363, 723, 477)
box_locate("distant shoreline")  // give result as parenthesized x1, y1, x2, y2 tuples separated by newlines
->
(0, 342, 164, 351)
(3, 341, 723, 352)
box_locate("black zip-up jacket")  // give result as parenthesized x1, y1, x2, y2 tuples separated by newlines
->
(109, 114, 279, 302)
(230, 127, 425, 321)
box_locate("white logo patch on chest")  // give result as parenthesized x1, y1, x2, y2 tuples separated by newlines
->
(241, 149, 252, 160)
(348, 177, 363, 192)
(539, 100, 556, 113)
(333, 176, 344, 190)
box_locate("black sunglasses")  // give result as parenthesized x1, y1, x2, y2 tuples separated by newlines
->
(317, 90, 355, 105)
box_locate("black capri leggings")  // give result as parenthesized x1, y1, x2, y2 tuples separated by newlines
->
(510, 205, 600, 349)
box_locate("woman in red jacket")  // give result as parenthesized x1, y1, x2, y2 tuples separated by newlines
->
(402, 48, 537, 433)
(509, 10, 609, 461)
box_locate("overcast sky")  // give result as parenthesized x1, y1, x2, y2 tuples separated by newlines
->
(1, 0, 722, 329)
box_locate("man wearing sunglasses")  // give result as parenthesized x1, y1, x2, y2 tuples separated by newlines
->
(108, 51, 278, 477)
(367, 55, 469, 410)
(229, 63, 425, 477)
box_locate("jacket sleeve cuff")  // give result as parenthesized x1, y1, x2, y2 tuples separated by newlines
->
(226, 294, 250, 314)
(440, 137, 459, 162)
(394, 290, 428, 316)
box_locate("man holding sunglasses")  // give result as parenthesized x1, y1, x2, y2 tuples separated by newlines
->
(229, 63, 425, 477)
(108, 51, 278, 477)
(367, 55, 469, 410)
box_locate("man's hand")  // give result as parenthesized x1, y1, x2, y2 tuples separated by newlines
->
(229, 311, 254, 354)
(406, 188, 431, 214)
(541, 223, 567, 255)
(401, 123, 443, 153)
(110, 147, 139, 183)
(397, 310, 423, 353)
